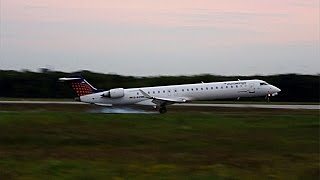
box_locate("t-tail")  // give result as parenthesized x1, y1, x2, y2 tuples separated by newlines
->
(59, 75, 102, 98)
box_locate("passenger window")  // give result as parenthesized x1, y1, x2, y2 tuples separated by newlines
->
(158, 91, 160, 93)
(196, 88, 198, 91)
(163, 90, 165, 93)
(216, 87, 218, 89)
(201, 88, 203, 90)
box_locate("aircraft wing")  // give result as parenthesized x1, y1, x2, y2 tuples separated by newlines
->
(139, 89, 187, 106)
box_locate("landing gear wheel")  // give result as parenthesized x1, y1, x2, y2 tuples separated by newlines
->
(265, 94, 271, 103)
(159, 106, 167, 114)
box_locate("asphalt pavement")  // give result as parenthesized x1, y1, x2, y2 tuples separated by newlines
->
(0, 101, 318, 110)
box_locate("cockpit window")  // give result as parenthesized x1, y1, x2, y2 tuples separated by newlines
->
(260, 82, 268, 86)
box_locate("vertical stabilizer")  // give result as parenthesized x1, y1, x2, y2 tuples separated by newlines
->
(59, 75, 100, 97)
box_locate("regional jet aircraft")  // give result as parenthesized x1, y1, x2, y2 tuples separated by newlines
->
(59, 75, 281, 113)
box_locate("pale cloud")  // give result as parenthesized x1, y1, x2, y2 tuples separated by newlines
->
(0, 0, 319, 75)
(2, 0, 318, 43)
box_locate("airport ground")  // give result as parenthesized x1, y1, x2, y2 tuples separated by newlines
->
(0, 97, 319, 105)
(0, 103, 319, 179)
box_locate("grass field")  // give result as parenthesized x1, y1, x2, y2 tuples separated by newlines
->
(0, 105, 319, 179)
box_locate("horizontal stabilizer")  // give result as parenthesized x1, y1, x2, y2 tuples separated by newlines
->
(59, 77, 82, 81)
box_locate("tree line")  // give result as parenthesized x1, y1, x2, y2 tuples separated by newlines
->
(0, 70, 319, 102)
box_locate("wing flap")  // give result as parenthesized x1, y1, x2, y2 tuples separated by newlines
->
(139, 89, 187, 106)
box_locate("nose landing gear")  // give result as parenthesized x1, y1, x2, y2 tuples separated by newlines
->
(265, 93, 271, 102)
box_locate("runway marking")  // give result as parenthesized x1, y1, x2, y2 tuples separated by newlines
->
(0, 101, 84, 105)
(0, 101, 318, 110)
(174, 103, 319, 110)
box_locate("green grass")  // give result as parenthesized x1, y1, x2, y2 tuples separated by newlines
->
(0, 111, 319, 179)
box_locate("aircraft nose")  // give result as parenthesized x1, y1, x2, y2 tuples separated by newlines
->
(272, 86, 281, 93)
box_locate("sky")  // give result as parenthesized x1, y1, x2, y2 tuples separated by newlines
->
(0, 0, 319, 76)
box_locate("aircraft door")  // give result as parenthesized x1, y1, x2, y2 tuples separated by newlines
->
(249, 83, 255, 93)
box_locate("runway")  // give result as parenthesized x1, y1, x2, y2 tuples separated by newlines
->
(0, 101, 318, 110)
(175, 103, 319, 110)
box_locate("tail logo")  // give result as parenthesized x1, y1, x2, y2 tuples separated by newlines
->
(59, 75, 100, 97)
(71, 82, 94, 96)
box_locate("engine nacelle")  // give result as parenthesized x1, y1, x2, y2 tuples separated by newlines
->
(102, 88, 125, 98)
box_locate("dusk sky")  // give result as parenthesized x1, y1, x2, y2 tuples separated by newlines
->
(1, 0, 319, 76)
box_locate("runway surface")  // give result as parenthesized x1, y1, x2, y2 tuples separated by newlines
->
(0, 101, 318, 110)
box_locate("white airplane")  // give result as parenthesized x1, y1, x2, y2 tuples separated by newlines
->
(59, 75, 281, 113)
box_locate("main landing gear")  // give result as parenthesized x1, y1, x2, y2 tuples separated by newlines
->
(159, 105, 167, 114)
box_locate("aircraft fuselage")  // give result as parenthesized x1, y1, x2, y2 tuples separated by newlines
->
(80, 79, 280, 106)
